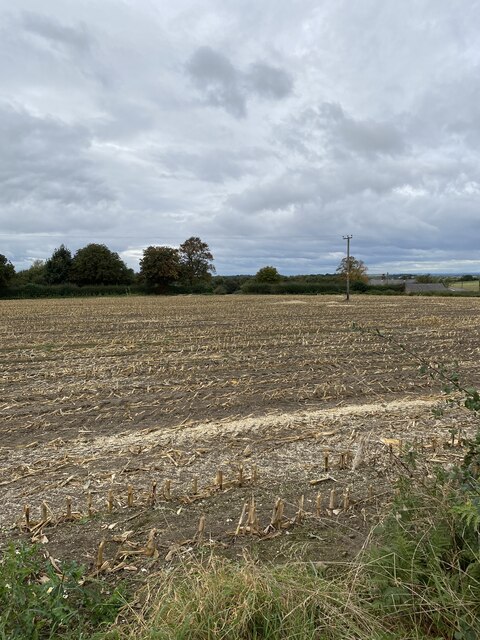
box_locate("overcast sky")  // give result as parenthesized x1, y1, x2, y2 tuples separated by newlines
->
(1, 0, 480, 274)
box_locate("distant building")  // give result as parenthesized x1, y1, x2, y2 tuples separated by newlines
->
(368, 277, 405, 286)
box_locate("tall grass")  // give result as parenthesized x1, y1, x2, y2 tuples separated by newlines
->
(112, 554, 395, 640)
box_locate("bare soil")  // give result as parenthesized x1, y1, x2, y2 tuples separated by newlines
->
(1, 294, 479, 577)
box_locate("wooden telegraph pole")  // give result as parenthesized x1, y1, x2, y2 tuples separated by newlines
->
(343, 235, 352, 301)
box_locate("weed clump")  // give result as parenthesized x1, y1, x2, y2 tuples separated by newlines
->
(0, 544, 124, 639)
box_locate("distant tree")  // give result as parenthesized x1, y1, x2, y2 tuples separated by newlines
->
(336, 256, 368, 283)
(0, 254, 15, 287)
(255, 266, 281, 283)
(178, 237, 215, 286)
(14, 259, 46, 285)
(415, 274, 437, 284)
(70, 244, 133, 286)
(44, 245, 73, 284)
(212, 275, 250, 294)
(140, 246, 180, 292)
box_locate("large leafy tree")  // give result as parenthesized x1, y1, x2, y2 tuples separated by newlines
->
(178, 237, 215, 286)
(255, 266, 281, 283)
(70, 244, 133, 286)
(44, 245, 73, 284)
(140, 246, 180, 292)
(0, 254, 15, 287)
(336, 256, 368, 283)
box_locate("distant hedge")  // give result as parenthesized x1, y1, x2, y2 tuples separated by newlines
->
(0, 279, 409, 299)
(0, 281, 218, 299)
(240, 281, 406, 295)
(0, 283, 146, 299)
(365, 283, 405, 293)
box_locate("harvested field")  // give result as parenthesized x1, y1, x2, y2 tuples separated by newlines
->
(1, 294, 479, 574)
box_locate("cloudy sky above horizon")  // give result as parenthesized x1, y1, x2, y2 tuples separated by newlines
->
(2, 0, 480, 275)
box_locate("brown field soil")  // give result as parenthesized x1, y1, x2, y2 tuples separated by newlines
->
(1, 294, 479, 578)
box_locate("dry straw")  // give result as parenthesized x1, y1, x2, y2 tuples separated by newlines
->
(96, 540, 105, 569)
(149, 481, 157, 507)
(195, 515, 206, 543)
(107, 489, 114, 514)
(270, 497, 285, 530)
(164, 479, 171, 500)
(41, 502, 48, 522)
(87, 492, 93, 516)
(145, 529, 157, 557)
(295, 495, 305, 524)
(235, 502, 248, 536)
(329, 488, 336, 511)
(65, 496, 72, 520)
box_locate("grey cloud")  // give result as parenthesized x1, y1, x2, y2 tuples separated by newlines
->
(21, 11, 92, 54)
(0, 103, 113, 217)
(317, 103, 406, 157)
(186, 46, 247, 118)
(229, 175, 317, 213)
(245, 63, 293, 99)
(228, 150, 423, 217)
(186, 46, 293, 117)
(152, 145, 270, 183)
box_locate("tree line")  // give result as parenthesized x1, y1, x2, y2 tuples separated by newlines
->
(0, 237, 215, 292)
(1, 241, 406, 298)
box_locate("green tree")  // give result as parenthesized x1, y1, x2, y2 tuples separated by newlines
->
(70, 244, 133, 286)
(415, 274, 437, 283)
(44, 245, 73, 284)
(336, 256, 368, 283)
(14, 259, 46, 285)
(178, 237, 215, 286)
(255, 266, 281, 283)
(140, 246, 180, 292)
(0, 254, 15, 287)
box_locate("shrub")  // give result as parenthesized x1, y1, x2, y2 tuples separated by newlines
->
(0, 284, 146, 299)
(0, 543, 124, 639)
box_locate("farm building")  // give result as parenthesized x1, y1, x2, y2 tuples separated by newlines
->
(368, 277, 406, 286)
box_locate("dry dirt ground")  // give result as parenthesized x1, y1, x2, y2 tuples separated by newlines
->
(1, 294, 479, 576)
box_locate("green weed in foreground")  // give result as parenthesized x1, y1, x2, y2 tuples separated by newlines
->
(0, 543, 124, 640)
(364, 471, 480, 640)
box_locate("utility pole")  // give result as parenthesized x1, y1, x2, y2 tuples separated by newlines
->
(343, 235, 352, 302)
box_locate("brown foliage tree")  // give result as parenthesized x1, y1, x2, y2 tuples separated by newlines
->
(336, 256, 368, 283)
